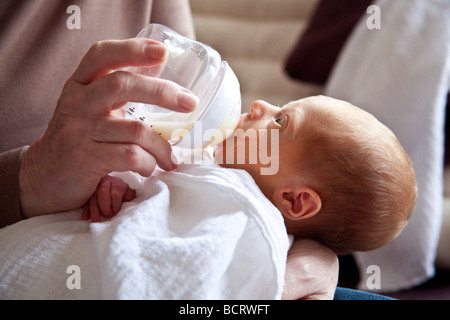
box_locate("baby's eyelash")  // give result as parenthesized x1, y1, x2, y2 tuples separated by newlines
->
(275, 115, 286, 127)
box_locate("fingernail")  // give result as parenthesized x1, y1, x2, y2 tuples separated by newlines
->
(145, 43, 167, 60)
(177, 90, 198, 111)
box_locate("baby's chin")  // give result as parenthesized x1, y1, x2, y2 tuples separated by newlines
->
(212, 135, 241, 170)
(212, 138, 229, 165)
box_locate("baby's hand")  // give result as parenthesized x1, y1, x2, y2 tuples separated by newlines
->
(81, 175, 136, 223)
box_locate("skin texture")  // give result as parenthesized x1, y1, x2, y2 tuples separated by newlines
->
(18, 38, 198, 219)
(282, 239, 338, 300)
(215, 99, 323, 230)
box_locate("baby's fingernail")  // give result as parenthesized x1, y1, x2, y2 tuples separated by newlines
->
(177, 90, 198, 112)
(145, 43, 167, 60)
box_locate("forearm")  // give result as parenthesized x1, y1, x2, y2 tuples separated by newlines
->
(151, 0, 195, 39)
(282, 239, 339, 300)
(0, 147, 28, 228)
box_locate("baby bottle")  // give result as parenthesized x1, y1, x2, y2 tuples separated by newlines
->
(123, 23, 242, 149)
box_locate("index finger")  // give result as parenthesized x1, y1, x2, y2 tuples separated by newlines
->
(73, 38, 167, 84)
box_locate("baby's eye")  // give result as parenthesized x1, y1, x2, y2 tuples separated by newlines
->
(275, 116, 286, 127)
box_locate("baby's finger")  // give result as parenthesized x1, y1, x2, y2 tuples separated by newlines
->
(89, 195, 102, 223)
(81, 204, 90, 220)
(110, 184, 135, 215)
(123, 188, 136, 203)
(97, 179, 113, 218)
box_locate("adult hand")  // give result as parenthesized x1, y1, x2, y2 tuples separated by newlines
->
(282, 239, 339, 300)
(19, 38, 198, 219)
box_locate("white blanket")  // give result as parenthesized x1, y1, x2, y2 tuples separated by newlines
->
(0, 164, 290, 299)
(325, 0, 450, 291)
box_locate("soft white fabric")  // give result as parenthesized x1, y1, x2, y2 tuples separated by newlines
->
(0, 211, 102, 299)
(0, 164, 289, 299)
(325, 0, 450, 291)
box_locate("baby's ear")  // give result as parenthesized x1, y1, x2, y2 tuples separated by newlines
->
(273, 185, 321, 221)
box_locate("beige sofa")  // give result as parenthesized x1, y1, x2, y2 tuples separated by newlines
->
(190, 0, 322, 113)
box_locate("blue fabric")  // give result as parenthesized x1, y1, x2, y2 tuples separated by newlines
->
(334, 287, 396, 300)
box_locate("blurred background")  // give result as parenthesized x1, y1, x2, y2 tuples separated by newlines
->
(190, 0, 322, 112)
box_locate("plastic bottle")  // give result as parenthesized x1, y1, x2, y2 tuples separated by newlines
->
(123, 24, 241, 149)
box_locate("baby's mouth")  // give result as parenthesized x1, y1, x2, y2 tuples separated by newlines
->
(214, 113, 248, 150)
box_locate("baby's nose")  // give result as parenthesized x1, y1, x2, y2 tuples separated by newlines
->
(250, 100, 278, 120)
(250, 101, 264, 120)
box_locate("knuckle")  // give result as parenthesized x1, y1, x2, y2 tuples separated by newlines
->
(108, 71, 131, 95)
(88, 40, 106, 57)
(153, 79, 177, 104)
(128, 120, 147, 141)
(97, 184, 109, 197)
(122, 144, 141, 167)
(110, 188, 124, 200)
(143, 158, 157, 177)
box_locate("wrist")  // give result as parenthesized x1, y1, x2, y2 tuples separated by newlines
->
(18, 142, 48, 218)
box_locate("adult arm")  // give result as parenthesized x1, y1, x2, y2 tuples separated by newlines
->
(0, 1, 197, 229)
(0, 148, 27, 227)
(282, 239, 339, 300)
(151, 0, 195, 39)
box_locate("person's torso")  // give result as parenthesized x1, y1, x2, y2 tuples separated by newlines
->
(0, 0, 153, 152)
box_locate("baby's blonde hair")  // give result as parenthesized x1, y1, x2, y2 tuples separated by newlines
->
(294, 100, 417, 255)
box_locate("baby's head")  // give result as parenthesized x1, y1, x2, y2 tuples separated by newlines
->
(217, 95, 417, 255)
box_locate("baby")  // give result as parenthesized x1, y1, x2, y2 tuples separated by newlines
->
(83, 95, 418, 255)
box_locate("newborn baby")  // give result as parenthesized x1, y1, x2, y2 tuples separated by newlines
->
(84, 95, 417, 256)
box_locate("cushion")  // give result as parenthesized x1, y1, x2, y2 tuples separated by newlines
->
(284, 0, 373, 85)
